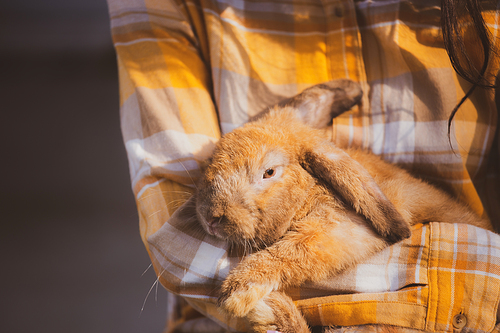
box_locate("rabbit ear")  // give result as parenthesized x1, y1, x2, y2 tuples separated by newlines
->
(300, 142, 411, 244)
(284, 79, 363, 128)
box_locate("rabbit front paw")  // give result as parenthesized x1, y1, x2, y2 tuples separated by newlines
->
(247, 291, 311, 333)
(218, 276, 279, 317)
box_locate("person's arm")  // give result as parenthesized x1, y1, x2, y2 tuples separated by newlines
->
(108, 0, 220, 245)
(108, 0, 243, 329)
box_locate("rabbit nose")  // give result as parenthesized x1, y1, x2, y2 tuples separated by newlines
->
(207, 217, 220, 227)
(206, 217, 221, 236)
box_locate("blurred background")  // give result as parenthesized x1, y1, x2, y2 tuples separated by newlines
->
(0, 0, 168, 332)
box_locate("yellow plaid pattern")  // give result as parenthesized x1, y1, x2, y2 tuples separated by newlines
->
(296, 223, 500, 331)
(107, 0, 500, 331)
(149, 204, 500, 331)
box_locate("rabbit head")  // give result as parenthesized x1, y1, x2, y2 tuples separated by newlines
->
(195, 79, 411, 249)
(195, 113, 321, 248)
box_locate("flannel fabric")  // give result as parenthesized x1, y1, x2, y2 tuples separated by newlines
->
(107, 0, 500, 331)
(150, 205, 500, 331)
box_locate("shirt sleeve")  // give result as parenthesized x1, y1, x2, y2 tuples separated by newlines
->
(108, 0, 221, 246)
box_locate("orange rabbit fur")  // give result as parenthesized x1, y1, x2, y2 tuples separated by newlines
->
(193, 80, 493, 333)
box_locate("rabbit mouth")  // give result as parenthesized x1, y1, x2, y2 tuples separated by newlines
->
(199, 213, 233, 240)
(206, 218, 224, 238)
(207, 224, 222, 238)
(199, 214, 223, 238)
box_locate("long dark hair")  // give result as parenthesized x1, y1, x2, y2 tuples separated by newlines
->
(441, 0, 497, 137)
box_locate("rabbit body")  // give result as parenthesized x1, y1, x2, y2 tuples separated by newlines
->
(194, 81, 493, 333)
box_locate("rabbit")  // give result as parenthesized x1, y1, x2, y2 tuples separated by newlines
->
(194, 79, 493, 333)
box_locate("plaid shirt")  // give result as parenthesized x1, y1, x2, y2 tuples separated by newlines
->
(107, 0, 500, 331)
(149, 214, 500, 331)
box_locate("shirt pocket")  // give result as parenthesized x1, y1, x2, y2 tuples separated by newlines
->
(293, 224, 431, 329)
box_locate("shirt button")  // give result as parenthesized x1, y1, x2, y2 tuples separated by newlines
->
(452, 313, 467, 329)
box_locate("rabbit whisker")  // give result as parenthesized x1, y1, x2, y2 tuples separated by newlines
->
(141, 267, 166, 316)
(138, 190, 192, 202)
(179, 160, 199, 191)
(167, 199, 191, 208)
(243, 239, 249, 257)
(147, 209, 163, 218)
(141, 263, 153, 277)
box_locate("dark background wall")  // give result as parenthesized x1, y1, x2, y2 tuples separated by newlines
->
(0, 0, 168, 332)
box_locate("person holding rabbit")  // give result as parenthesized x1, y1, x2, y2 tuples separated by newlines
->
(107, 0, 500, 331)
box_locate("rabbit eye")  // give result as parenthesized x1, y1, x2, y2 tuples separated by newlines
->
(263, 168, 276, 179)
